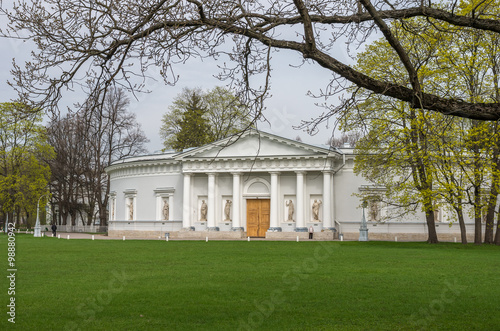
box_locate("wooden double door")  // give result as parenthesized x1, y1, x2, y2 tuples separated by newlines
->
(246, 199, 270, 237)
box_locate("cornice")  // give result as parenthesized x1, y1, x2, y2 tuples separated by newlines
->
(107, 158, 180, 170)
(182, 155, 336, 173)
(107, 160, 182, 180)
(175, 129, 335, 159)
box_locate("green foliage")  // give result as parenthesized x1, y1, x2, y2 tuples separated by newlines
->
(160, 87, 252, 151)
(171, 91, 211, 151)
(344, 2, 500, 243)
(0, 103, 54, 224)
(345, 31, 443, 223)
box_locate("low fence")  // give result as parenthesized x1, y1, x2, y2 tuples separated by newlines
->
(336, 220, 485, 242)
(53, 225, 108, 233)
(108, 220, 182, 238)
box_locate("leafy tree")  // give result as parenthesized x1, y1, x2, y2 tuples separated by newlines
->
(171, 89, 211, 151)
(419, 7, 500, 245)
(4, 0, 500, 124)
(346, 5, 500, 244)
(429, 9, 500, 244)
(0, 102, 54, 228)
(340, 20, 444, 243)
(161, 87, 251, 151)
(350, 100, 443, 243)
(430, 118, 473, 244)
(204, 86, 252, 140)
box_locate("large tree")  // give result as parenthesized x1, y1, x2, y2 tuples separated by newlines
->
(3, 0, 500, 123)
(346, 9, 500, 244)
(0, 102, 54, 228)
(160, 86, 252, 151)
(47, 89, 149, 227)
(47, 114, 87, 227)
(170, 88, 210, 151)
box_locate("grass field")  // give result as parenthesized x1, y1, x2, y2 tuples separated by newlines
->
(1, 235, 499, 330)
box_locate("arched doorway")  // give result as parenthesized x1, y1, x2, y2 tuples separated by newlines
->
(244, 178, 271, 238)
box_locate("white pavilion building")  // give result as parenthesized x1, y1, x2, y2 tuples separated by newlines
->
(105, 130, 476, 240)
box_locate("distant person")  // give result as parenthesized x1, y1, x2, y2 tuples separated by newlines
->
(51, 223, 57, 237)
(308, 225, 314, 240)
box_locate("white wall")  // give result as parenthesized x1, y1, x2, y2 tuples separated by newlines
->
(112, 172, 183, 221)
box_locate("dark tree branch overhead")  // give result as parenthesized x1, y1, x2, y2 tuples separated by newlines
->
(2, 0, 500, 120)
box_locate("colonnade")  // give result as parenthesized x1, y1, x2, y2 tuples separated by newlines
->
(182, 171, 334, 232)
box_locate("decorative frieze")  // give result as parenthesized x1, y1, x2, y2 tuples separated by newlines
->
(181, 156, 336, 173)
(107, 161, 182, 180)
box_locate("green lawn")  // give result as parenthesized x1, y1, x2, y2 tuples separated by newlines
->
(1, 235, 499, 330)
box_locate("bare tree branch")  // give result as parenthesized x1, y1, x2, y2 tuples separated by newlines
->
(2, 0, 500, 121)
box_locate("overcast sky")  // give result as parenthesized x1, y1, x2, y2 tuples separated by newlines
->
(0, 21, 353, 153)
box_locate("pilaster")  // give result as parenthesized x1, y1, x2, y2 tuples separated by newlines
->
(182, 173, 195, 231)
(268, 172, 282, 232)
(207, 173, 219, 231)
(231, 172, 244, 231)
(295, 171, 307, 232)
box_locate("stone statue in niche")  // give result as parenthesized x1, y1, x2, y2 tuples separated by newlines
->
(128, 199, 134, 220)
(163, 199, 169, 220)
(433, 207, 440, 223)
(312, 199, 322, 221)
(286, 200, 294, 222)
(200, 200, 207, 222)
(369, 200, 379, 222)
(224, 200, 232, 222)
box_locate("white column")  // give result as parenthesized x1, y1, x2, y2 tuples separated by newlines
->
(207, 173, 218, 231)
(331, 172, 335, 229)
(323, 171, 333, 230)
(231, 173, 243, 231)
(269, 172, 281, 232)
(295, 171, 307, 232)
(182, 173, 194, 230)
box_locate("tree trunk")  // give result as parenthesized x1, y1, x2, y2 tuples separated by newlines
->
(100, 213, 108, 227)
(70, 212, 77, 226)
(98, 199, 108, 227)
(425, 209, 439, 243)
(470, 121, 483, 245)
(495, 224, 500, 245)
(494, 205, 500, 245)
(99, 180, 110, 227)
(86, 207, 94, 226)
(7, 212, 14, 228)
(406, 108, 438, 243)
(484, 206, 496, 244)
(484, 155, 499, 244)
(16, 207, 22, 227)
(474, 190, 482, 245)
(61, 209, 68, 226)
(474, 175, 483, 245)
(456, 205, 467, 245)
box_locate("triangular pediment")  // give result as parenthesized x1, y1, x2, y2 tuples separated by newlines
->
(176, 130, 331, 159)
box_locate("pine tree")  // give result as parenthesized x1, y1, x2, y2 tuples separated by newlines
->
(171, 91, 211, 151)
